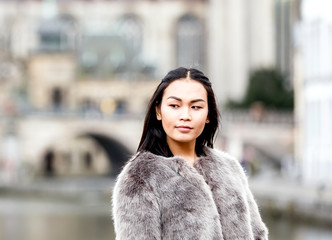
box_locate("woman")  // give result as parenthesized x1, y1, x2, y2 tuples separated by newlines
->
(112, 67, 268, 240)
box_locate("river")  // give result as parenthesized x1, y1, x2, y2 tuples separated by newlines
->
(0, 189, 331, 240)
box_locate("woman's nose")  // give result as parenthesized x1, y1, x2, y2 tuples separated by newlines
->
(180, 107, 191, 121)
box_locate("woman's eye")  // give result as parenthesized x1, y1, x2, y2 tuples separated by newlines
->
(170, 104, 179, 108)
(192, 106, 202, 110)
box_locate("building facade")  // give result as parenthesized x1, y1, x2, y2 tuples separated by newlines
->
(295, 0, 332, 185)
(0, 0, 280, 111)
(0, 0, 292, 179)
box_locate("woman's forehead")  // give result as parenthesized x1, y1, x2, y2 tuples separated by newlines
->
(163, 79, 207, 100)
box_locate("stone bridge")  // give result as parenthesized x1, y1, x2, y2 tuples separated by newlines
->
(0, 113, 144, 179)
(0, 110, 294, 180)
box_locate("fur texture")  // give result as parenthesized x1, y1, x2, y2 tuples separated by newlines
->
(112, 147, 268, 240)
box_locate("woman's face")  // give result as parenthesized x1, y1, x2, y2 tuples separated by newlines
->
(156, 78, 209, 147)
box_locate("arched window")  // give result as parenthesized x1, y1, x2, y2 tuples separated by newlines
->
(79, 35, 127, 77)
(176, 14, 204, 69)
(115, 15, 142, 64)
(116, 15, 142, 55)
(38, 15, 77, 52)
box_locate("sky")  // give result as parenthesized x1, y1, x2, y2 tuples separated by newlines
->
(302, 0, 332, 21)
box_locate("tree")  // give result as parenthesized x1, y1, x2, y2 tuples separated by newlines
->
(227, 68, 294, 110)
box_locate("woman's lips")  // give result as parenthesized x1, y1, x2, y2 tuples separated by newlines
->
(176, 126, 193, 132)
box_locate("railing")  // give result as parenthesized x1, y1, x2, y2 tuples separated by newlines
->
(221, 109, 294, 126)
(0, 108, 144, 120)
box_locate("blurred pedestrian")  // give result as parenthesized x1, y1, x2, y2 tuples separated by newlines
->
(112, 67, 268, 239)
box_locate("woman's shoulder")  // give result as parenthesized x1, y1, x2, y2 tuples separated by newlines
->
(205, 147, 239, 164)
(119, 151, 157, 172)
(201, 147, 248, 186)
(203, 147, 245, 173)
(113, 151, 162, 195)
(115, 151, 165, 184)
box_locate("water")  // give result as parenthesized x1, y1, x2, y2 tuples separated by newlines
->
(0, 194, 331, 240)
(1, 213, 113, 240)
(262, 211, 332, 240)
(0, 195, 115, 240)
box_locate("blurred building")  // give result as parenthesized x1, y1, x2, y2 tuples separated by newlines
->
(0, 0, 298, 179)
(0, 0, 294, 109)
(294, 0, 332, 186)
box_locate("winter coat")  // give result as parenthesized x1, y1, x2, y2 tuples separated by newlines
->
(112, 147, 268, 240)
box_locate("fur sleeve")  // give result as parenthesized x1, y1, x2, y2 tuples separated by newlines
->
(229, 154, 269, 240)
(112, 162, 161, 240)
(216, 149, 269, 240)
(245, 185, 269, 240)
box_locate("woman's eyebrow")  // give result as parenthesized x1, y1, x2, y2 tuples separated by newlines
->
(191, 99, 205, 103)
(167, 96, 182, 101)
(167, 96, 205, 103)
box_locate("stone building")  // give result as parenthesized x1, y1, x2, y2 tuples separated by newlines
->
(0, 0, 296, 178)
(294, 0, 332, 186)
(0, 0, 290, 112)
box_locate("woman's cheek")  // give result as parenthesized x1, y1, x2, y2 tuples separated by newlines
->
(195, 110, 209, 125)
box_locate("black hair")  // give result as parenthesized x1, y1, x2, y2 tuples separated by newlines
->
(137, 67, 220, 157)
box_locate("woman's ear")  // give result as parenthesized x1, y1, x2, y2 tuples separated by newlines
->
(155, 106, 162, 120)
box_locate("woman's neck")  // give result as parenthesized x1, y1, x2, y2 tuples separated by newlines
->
(167, 139, 197, 166)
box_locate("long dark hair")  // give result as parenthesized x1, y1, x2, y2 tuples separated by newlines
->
(137, 67, 220, 157)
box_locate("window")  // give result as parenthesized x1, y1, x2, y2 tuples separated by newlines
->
(79, 34, 127, 77)
(176, 14, 204, 69)
(116, 15, 142, 59)
(38, 15, 77, 52)
(275, 0, 292, 80)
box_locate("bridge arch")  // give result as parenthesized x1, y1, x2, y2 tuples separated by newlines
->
(81, 132, 132, 176)
(40, 130, 134, 178)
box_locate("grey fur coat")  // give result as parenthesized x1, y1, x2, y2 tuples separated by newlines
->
(112, 147, 268, 240)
